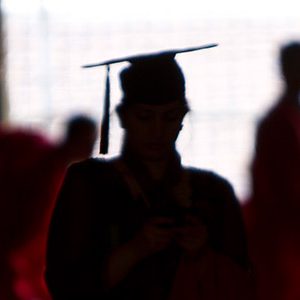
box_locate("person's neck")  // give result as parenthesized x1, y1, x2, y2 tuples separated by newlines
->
(142, 159, 168, 181)
(121, 145, 177, 181)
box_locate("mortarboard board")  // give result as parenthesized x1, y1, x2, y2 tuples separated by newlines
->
(82, 43, 218, 154)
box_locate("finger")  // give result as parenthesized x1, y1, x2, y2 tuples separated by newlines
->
(152, 229, 175, 240)
(174, 226, 194, 235)
(175, 228, 207, 243)
(150, 217, 174, 226)
(177, 222, 206, 232)
(176, 237, 206, 250)
(155, 237, 174, 247)
(184, 215, 203, 226)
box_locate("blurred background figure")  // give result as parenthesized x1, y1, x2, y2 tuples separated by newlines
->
(60, 115, 98, 163)
(244, 42, 300, 300)
(0, 114, 97, 300)
(0, 125, 53, 300)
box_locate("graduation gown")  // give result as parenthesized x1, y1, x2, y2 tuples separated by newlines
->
(45, 155, 249, 300)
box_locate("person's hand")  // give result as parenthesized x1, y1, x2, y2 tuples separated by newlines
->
(132, 216, 175, 257)
(175, 215, 207, 256)
(105, 217, 174, 289)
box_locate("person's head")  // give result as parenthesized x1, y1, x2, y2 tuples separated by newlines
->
(116, 55, 189, 161)
(63, 115, 97, 161)
(280, 41, 300, 90)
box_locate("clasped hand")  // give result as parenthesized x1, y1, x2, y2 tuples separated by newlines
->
(175, 215, 208, 256)
(133, 215, 207, 257)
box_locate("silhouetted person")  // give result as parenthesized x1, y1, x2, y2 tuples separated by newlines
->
(56, 115, 98, 164)
(46, 49, 253, 300)
(0, 126, 53, 300)
(246, 41, 300, 300)
(0, 115, 97, 300)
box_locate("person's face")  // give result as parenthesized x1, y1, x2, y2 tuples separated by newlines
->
(118, 101, 188, 161)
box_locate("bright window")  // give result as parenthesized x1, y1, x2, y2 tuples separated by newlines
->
(3, 0, 300, 200)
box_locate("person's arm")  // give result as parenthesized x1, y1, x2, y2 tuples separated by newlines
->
(45, 162, 103, 299)
(45, 162, 175, 299)
(191, 170, 250, 268)
(216, 178, 251, 269)
(173, 214, 208, 257)
(103, 216, 175, 289)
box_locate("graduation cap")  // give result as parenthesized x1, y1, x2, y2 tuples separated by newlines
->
(82, 43, 218, 154)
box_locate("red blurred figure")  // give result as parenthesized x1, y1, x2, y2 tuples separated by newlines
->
(245, 42, 300, 300)
(0, 115, 97, 300)
(0, 126, 53, 300)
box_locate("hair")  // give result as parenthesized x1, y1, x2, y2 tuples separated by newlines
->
(65, 115, 96, 140)
(280, 41, 300, 83)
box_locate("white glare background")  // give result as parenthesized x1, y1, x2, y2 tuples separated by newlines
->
(2, 0, 300, 201)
